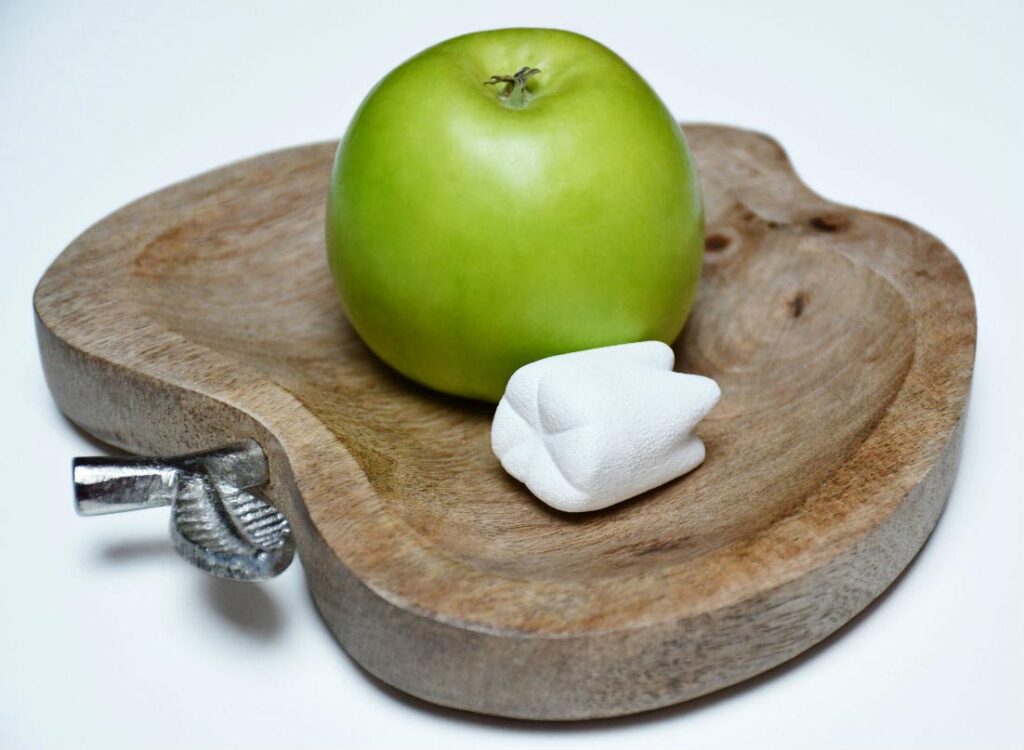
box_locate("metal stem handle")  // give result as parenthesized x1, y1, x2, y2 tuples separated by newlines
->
(73, 440, 293, 581)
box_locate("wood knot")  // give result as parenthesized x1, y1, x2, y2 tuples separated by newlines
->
(704, 233, 731, 252)
(809, 213, 849, 233)
(787, 292, 808, 318)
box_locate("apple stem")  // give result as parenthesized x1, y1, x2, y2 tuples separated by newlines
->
(484, 67, 540, 108)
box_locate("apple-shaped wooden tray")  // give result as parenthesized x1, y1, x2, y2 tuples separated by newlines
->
(34, 125, 975, 720)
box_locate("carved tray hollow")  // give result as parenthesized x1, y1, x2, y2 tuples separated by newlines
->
(34, 125, 975, 719)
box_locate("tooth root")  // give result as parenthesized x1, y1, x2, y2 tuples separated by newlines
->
(619, 370, 721, 438)
(491, 342, 720, 513)
(535, 340, 675, 372)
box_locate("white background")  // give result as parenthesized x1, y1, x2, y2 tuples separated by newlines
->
(2, 1, 1022, 748)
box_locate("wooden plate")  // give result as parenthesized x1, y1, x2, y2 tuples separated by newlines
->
(34, 125, 975, 720)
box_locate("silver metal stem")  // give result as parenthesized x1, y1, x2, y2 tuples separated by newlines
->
(74, 459, 180, 515)
(72, 440, 293, 581)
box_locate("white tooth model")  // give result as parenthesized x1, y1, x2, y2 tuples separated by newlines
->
(491, 341, 720, 513)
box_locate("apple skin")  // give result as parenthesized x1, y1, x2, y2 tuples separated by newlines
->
(327, 28, 703, 402)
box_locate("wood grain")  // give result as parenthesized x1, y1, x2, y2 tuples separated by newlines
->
(34, 125, 975, 719)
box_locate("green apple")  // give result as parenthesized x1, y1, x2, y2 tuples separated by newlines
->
(327, 28, 703, 402)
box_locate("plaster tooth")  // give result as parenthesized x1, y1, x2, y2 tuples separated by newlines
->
(491, 342, 720, 513)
